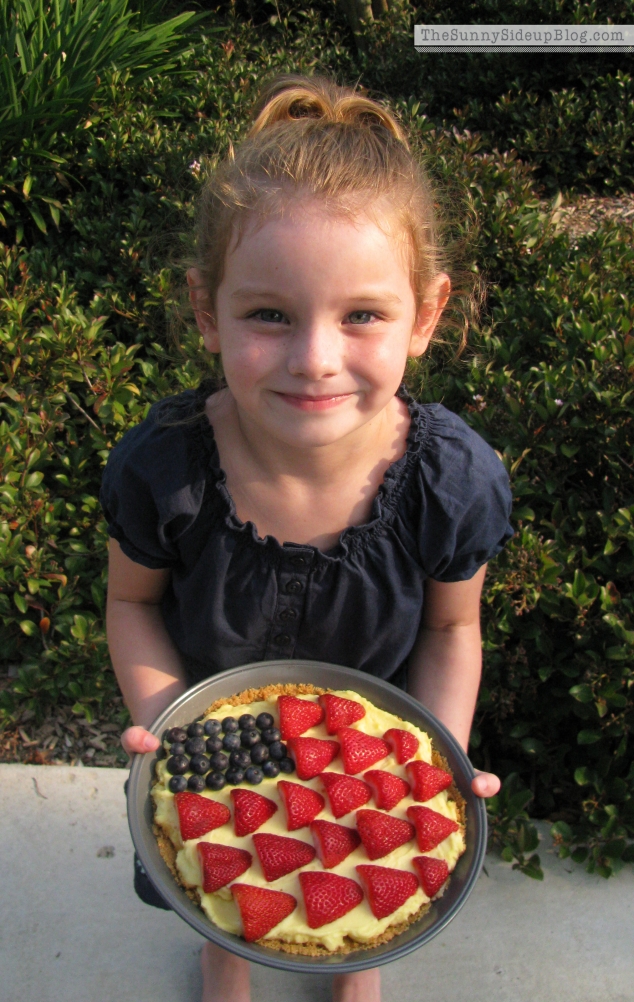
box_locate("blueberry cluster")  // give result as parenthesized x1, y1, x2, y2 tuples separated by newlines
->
(165, 712, 295, 794)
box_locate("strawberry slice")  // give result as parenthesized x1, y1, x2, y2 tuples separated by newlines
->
(253, 832, 316, 881)
(318, 693, 366, 734)
(231, 883, 296, 941)
(174, 792, 230, 840)
(406, 761, 453, 801)
(287, 736, 339, 780)
(231, 788, 278, 837)
(406, 806, 460, 851)
(363, 769, 411, 811)
(278, 695, 324, 740)
(338, 727, 388, 774)
(318, 772, 372, 818)
(412, 855, 450, 897)
(310, 819, 361, 868)
(356, 809, 415, 860)
(356, 864, 419, 919)
(197, 843, 252, 893)
(299, 871, 364, 928)
(383, 728, 419, 765)
(278, 780, 324, 831)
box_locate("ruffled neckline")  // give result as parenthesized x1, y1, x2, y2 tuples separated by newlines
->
(186, 380, 432, 560)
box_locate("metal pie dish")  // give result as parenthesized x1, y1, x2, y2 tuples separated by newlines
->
(127, 659, 486, 973)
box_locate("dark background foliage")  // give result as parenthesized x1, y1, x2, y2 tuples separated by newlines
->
(1, 0, 632, 877)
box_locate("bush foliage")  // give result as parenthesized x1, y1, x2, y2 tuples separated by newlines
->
(0, 2, 632, 876)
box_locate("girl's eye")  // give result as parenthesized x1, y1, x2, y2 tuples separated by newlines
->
(347, 311, 375, 325)
(249, 308, 288, 324)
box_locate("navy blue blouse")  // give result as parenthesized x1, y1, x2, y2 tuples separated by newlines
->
(100, 384, 513, 688)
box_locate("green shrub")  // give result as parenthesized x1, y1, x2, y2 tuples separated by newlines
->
(354, 0, 634, 193)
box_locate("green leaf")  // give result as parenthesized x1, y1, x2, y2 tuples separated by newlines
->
(571, 847, 589, 864)
(70, 614, 88, 642)
(621, 845, 634, 863)
(603, 839, 626, 860)
(551, 820, 573, 841)
(514, 506, 535, 521)
(24, 471, 44, 488)
(569, 684, 593, 703)
(14, 592, 28, 614)
(519, 854, 544, 880)
(28, 206, 47, 233)
(574, 767, 593, 786)
(577, 729, 603, 745)
(19, 619, 37, 635)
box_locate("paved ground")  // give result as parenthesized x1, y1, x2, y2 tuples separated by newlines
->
(2, 763, 632, 1002)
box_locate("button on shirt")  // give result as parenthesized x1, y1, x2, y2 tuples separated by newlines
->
(100, 383, 513, 687)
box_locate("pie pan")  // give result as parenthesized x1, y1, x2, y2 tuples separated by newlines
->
(127, 659, 486, 973)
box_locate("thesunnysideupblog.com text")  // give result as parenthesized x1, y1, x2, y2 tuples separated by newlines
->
(414, 24, 634, 51)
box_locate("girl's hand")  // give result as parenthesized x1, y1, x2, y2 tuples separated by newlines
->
(121, 725, 161, 756)
(471, 770, 501, 798)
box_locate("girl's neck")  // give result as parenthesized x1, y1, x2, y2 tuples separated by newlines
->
(204, 389, 411, 549)
(206, 389, 409, 486)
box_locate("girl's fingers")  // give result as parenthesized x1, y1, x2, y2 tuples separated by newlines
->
(121, 725, 160, 756)
(471, 770, 501, 798)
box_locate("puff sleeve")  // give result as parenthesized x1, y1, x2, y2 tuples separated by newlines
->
(100, 399, 207, 569)
(415, 405, 513, 581)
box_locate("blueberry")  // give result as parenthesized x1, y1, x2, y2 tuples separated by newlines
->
(206, 736, 223, 754)
(222, 717, 238, 733)
(238, 713, 257, 730)
(256, 712, 274, 730)
(170, 742, 186, 757)
(268, 741, 286, 761)
(210, 751, 229, 771)
(168, 775, 188, 793)
(185, 736, 207, 755)
(222, 732, 241, 752)
(225, 768, 245, 785)
(231, 749, 251, 770)
(187, 722, 205, 738)
(206, 771, 226, 791)
(204, 719, 221, 736)
(190, 754, 210, 775)
(250, 742, 269, 764)
(167, 727, 187, 744)
(187, 774, 206, 792)
(166, 754, 190, 775)
(245, 766, 263, 785)
(278, 757, 295, 773)
(261, 727, 281, 745)
(240, 728, 260, 749)
(262, 760, 280, 778)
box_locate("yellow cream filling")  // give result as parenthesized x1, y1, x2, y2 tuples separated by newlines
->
(152, 690, 465, 950)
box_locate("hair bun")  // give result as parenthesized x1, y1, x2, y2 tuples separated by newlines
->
(249, 74, 408, 146)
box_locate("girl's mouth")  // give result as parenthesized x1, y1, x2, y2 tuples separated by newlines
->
(275, 392, 354, 412)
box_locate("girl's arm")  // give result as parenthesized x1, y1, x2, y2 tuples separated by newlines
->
(106, 539, 188, 754)
(408, 565, 500, 798)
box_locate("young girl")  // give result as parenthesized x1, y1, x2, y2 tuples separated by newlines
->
(102, 75, 512, 1002)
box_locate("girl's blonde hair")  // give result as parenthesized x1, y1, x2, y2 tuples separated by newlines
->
(193, 74, 450, 330)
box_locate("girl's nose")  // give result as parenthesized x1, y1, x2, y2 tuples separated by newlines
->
(286, 324, 343, 380)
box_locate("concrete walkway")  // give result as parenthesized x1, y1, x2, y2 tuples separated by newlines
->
(1, 763, 632, 1002)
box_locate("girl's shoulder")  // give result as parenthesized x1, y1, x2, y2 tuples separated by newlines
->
(391, 397, 513, 581)
(409, 399, 510, 495)
(99, 383, 219, 568)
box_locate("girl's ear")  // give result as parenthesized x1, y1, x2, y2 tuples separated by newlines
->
(408, 272, 451, 358)
(187, 268, 220, 353)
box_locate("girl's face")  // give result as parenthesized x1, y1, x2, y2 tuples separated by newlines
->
(189, 202, 449, 451)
